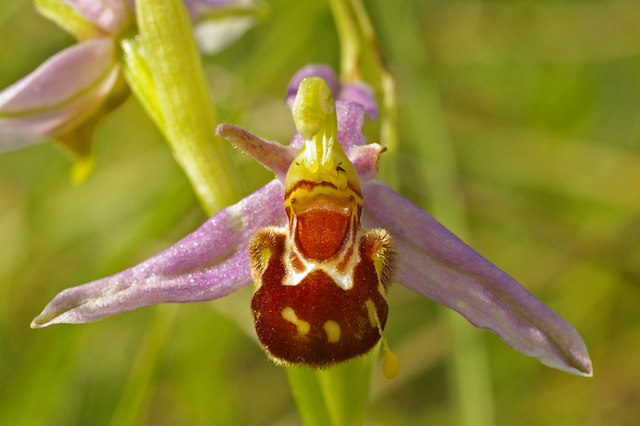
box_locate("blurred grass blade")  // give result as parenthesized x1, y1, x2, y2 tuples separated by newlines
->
(109, 305, 177, 426)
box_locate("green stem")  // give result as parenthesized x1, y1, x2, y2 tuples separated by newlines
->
(347, 0, 398, 188)
(120, 37, 164, 132)
(136, 0, 243, 215)
(328, 0, 398, 189)
(328, 0, 361, 82)
(316, 355, 372, 426)
(286, 367, 332, 426)
(287, 353, 373, 426)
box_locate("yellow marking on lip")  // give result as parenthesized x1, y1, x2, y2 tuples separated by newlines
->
(281, 307, 310, 335)
(365, 299, 377, 328)
(323, 320, 341, 343)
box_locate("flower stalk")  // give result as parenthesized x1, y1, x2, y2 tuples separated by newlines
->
(135, 0, 243, 214)
(329, 0, 398, 188)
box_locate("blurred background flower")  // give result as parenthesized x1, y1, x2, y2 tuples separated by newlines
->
(0, 0, 259, 182)
(1, 0, 639, 424)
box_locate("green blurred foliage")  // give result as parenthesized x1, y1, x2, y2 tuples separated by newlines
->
(1, 0, 639, 424)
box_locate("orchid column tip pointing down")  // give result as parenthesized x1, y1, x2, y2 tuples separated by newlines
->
(30, 65, 592, 379)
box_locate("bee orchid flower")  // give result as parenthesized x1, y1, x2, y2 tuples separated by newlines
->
(31, 65, 592, 378)
(0, 0, 257, 181)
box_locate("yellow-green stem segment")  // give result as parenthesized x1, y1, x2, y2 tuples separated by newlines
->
(136, 0, 243, 215)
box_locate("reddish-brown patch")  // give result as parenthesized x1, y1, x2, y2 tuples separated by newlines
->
(295, 209, 350, 261)
(335, 241, 354, 274)
(251, 237, 388, 367)
(335, 216, 358, 273)
(289, 251, 306, 273)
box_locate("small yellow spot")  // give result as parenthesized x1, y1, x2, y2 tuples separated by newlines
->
(323, 320, 341, 343)
(281, 307, 310, 335)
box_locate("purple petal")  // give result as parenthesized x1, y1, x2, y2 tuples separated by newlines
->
(336, 100, 368, 148)
(216, 123, 296, 179)
(362, 181, 592, 377)
(0, 39, 118, 152)
(339, 82, 378, 120)
(31, 180, 286, 328)
(65, 0, 132, 34)
(0, 39, 115, 111)
(345, 143, 385, 182)
(217, 120, 380, 182)
(286, 64, 340, 108)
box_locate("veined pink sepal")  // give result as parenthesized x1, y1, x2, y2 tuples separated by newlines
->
(31, 180, 286, 328)
(362, 180, 593, 377)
